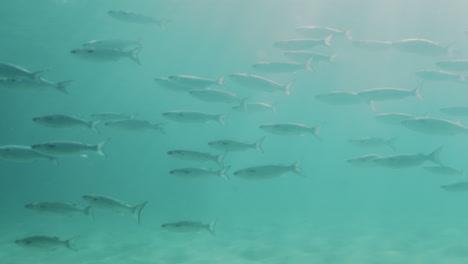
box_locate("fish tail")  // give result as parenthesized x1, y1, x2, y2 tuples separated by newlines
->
(65, 237, 79, 251)
(324, 35, 333, 47)
(84, 206, 94, 220)
(284, 79, 295, 96)
(207, 220, 217, 235)
(344, 30, 352, 40)
(413, 84, 423, 100)
(89, 120, 101, 134)
(158, 20, 169, 30)
(128, 47, 141, 65)
(32, 70, 47, 80)
(329, 54, 337, 63)
(153, 122, 167, 134)
(255, 136, 266, 153)
(387, 137, 398, 151)
(368, 100, 377, 112)
(428, 146, 443, 165)
(218, 166, 230, 180)
(131, 201, 148, 224)
(217, 113, 229, 126)
(96, 138, 111, 158)
(237, 97, 249, 112)
(216, 152, 227, 167)
(291, 160, 304, 176)
(56, 80, 72, 94)
(311, 125, 322, 141)
(305, 58, 314, 72)
(217, 76, 226, 87)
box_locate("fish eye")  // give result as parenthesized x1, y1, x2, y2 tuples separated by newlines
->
(248, 169, 256, 173)
(70, 50, 77, 54)
(184, 170, 190, 174)
(25, 241, 31, 245)
(48, 144, 56, 148)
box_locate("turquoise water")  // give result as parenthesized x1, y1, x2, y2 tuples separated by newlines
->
(2, 0, 468, 263)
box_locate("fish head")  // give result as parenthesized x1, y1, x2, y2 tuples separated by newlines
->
(70, 49, 95, 55)
(24, 203, 37, 209)
(169, 169, 191, 176)
(31, 143, 57, 152)
(82, 195, 100, 202)
(234, 168, 256, 177)
(32, 116, 54, 124)
(15, 238, 33, 247)
(167, 150, 183, 156)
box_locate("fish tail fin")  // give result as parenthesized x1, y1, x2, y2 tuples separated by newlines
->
(255, 136, 266, 153)
(158, 20, 169, 30)
(237, 97, 249, 112)
(207, 220, 217, 235)
(65, 237, 79, 251)
(96, 138, 110, 157)
(56, 80, 72, 94)
(428, 146, 443, 165)
(216, 152, 226, 167)
(131, 201, 148, 224)
(217, 113, 229, 125)
(329, 54, 337, 63)
(311, 125, 322, 141)
(217, 76, 226, 87)
(344, 30, 352, 40)
(305, 58, 314, 72)
(32, 70, 47, 80)
(89, 120, 101, 134)
(387, 137, 398, 151)
(413, 85, 423, 100)
(324, 35, 333, 47)
(84, 206, 94, 220)
(291, 160, 304, 176)
(368, 100, 377, 112)
(128, 47, 141, 65)
(284, 79, 295, 96)
(218, 166, 230, 180)
(153, 122, 167, 134)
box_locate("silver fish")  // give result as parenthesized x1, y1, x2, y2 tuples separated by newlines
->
(0, 77, 71, 94)
(234, 161, 303, 180)
(15, 236, 76, 251)
(232, 102, 276, 113)
(90, 112, 134, 121)
(31, 140, 109, 158)
(162, 111, 227, 125)
(372, 147, 443, 169)
(296, 26, 351, 39)
(0, 145, 56, 163)
(108, 10, 167, 29)
(284, 51, 336, 64)
(167, 75, 222, 89)
(347, 154, 381, 167)
(25, 202, 92, 217)
(222, 73, 294, 96)
(348, 137, 397, 151)
(82, 39, 142, 50)
(260, 123, 321, 139)
(401, 117, 468, 135)
(169, 167, 229, 180)
(208, 137, 265, 153)
(273, 36, 333, 50)
(162, 220, 216, 235)
(357, 87, 422, 112)
(423, 165, 465, 177)
(82, 194, 147, 224)
(441, 182, 468, 192)
(252, 60, 313, 73)
(416, 70, 464, 83)
(154, 77, 193, 92)
(351, 40, 393, 51)
(440, 107, 468, 117)
(392, 38, 450, 56)
(167, 150, 226, 167)
(70, 47, 141, 65)
(32, 114, 100, 134)
(189, 88, 244, 104)
(375, 113, 416, 125)
(0, 62, 45, 79)
(315, 91, 362, 105)
(104, 119, 165, 133)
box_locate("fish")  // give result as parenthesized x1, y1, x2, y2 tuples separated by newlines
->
(221, 73, 294, 96)
(31, 139, 109, 158)
(32, 114, 101, 134)
(104, 119, 165, 133)
(283, 51, 336, 64)
(371, 147, 443, 169)
(169, 167, 229, 180)
(208, 137, 265, 153)
(346, 154, 381, 167)
(90, 112, 134, 121)
(82, 39, 142, 50)
(315, 91, 362, 105)
(273, 36, 333, 50)
(441, 182, 468, 192)
(154, 77, 193, 92)
(167, 150, 226, 167)
(375, 112, 417, 125)
(259, 123, 321, 139)
(15, 236, 76, 251)
(234, 160, 303, 180)
(357, 87, 422, 111)
(296, 26, 351, 39)
(439, 107, 468, 117)
(423, 165, 465, 177)
(252, 60, 313, 73)
(232, 102, 276, 113)
(162, 220, 216, 235)
(167, 75, 222, 89)
(162, 111, 228, 125)
(82, 194, 147, 224)
(392, 38, 451, 56)
(189, 88, 244, 104)
(0, 145, 56, 164)
(401, 117, 468, 135)
(351, 40, 393, 51)
(0, 62, 45, 79)
(0, 77, 71, 94)
(70, 47, 141, 65)
(416, 70, 465, 83)
(107, 10, 167, 29)
(436, 60, 468, 72)
(348, 137, 397, 150)
(25, 202, 93, 217)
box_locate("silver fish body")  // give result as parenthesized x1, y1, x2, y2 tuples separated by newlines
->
(25, 202, 92, 217)
(0, 145, 56, 163)
(234, 161, 303, 180)
(162, 111, 227, 125)
(31, 140, 109, 158)
(32, 115, 100, 133)
(82, 194, 147, 224)
(208, 137, 265, 153)
(223, 73, 294, 96)
(162, 220, 216, 235)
